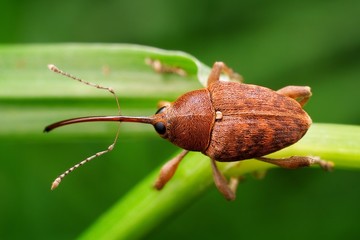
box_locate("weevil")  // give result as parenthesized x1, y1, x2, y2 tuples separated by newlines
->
(45, 62, 333, 200)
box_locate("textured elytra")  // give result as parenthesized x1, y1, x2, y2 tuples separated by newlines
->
(204, 81, 312, 161)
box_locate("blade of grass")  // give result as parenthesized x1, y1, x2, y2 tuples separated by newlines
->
(0, 43, 206, 98)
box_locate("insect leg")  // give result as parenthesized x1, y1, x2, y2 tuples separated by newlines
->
(154, 150, 189, 190)
(157, 101, 171, 109)
(210, 158, 237, 201)
(207, 62, 243, 86)
(276, 86, 312, 107)
(256, 156, 334, 171)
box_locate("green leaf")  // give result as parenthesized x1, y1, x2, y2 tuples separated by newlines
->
(0, 44, 208, 137)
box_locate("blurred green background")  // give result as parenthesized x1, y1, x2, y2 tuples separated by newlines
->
(1, 0, 359, 239)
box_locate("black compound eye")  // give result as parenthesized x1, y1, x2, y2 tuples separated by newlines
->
(155, 106, 166, 114)
(154, 122, 166, 135)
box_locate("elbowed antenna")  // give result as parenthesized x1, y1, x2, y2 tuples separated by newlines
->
(44, 115, 154, 132)
(46, 64, 152, 190)
(45, 115, 155, 190)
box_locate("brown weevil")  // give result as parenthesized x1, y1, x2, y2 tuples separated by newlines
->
(45, 62, 333, 200)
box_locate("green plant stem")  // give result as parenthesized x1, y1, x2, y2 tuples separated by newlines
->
(78, 123, 360, 240)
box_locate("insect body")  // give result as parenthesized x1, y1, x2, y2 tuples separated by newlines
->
(45, 62, 333, 200)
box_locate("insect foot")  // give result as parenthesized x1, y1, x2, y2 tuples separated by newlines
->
(256, 156, 334, 171)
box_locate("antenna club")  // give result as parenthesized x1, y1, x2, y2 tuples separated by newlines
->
(51, 177, 61, 190)
(48, 64, 60, 73)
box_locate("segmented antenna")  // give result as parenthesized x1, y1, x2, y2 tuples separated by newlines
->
(47, 64, 121, 190)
